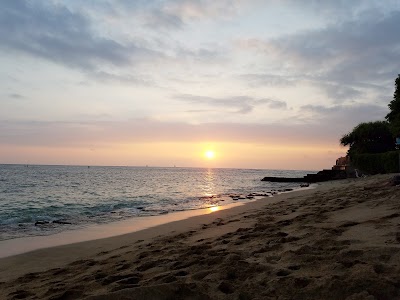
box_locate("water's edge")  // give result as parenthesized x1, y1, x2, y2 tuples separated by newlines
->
(0, 185, 317, 258)
(0, 165, 315, 241)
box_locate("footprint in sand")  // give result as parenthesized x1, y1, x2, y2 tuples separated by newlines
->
(276, 269, 291, 277)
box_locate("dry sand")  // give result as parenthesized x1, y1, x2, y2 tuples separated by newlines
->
(1, 174, 400, 300)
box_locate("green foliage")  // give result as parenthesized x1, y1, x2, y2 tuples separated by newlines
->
(340, 121, 395, 157)
(352, 151, 400, 174)
(340, 74, 400, 175)
(386, 74, 400, 137)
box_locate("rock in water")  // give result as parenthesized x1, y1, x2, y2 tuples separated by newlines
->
(53, 220, 72, 225)
(34, 221, 49, 226)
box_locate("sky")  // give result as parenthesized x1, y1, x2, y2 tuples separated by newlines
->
(1, 0, 400, 170)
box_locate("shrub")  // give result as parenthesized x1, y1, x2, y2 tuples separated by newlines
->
(352, 151, 400, 174)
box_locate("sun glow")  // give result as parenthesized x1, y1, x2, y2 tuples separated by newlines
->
(204, 150, 215, 159)
(209, 206, 220, 212)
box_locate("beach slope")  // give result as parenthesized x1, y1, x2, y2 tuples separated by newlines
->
(1, 174, 400, 299)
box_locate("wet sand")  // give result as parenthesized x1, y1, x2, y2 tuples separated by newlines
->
(0, 202, 246, 259)
(1, 174, 400, 299)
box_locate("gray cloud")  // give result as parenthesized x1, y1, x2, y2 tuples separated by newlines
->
(175, 94, 287, 114)
(90, 0, 244, 32)
(144, 8, 184, 30)
(0, 119, 332, 147)
(0, 1, 160, 72)
(238, 74, 295, 87)
(0, 103, 383, 149)
(282, 0, 368, 20)
(298, 103, 388, 133)
(319, 83, 363, 103)
(90, 71, 155, 86)
(8, 93, 25, 99)
(144, 0, 242, 27)
(264, 99, 287, 109)
(0, 1, 229, 85)
(238, 9, 400, 102)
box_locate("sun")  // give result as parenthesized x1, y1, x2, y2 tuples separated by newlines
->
(204, 150, 215, 159)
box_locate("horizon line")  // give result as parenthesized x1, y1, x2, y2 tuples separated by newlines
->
(0, 163, 319, 172)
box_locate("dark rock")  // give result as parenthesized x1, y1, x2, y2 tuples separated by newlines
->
(53, 220, 72, 225)
(262, 177, 305, 183)
(252, 193, 269, 197)
(35, 221, 49, 226)
(262, 169, 348, 183)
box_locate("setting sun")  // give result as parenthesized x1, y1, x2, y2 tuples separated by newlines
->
(204, 150, 215, 159)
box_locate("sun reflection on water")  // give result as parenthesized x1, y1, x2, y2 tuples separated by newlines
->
(209, 206, 220, 212)
(203, 168, 215, 197)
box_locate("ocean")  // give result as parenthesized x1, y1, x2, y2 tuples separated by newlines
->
(0, 164, 314, 241)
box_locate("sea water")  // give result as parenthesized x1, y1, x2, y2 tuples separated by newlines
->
(0, 164, 314, 241)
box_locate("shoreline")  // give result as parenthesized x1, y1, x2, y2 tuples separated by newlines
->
(1, 174, 399, 299)
(0, 165, 314, 247)
(0, 202, 246, 259)
(0, 185, 315, 259)
(0, 186, 318, 281)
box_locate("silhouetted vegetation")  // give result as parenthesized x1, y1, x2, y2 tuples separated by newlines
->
(340, 121, 394, 157)
(351, 151, 399, 174)
(341, 74, 400, 173)
(386, 74, 400, 138)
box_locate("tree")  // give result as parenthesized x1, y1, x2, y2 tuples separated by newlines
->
(340, 121, 395, 158)
(386, 74, 400, 137)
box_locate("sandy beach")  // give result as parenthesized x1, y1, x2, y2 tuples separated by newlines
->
(1, 174, 400, 299)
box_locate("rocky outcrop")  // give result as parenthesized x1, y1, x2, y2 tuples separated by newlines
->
(261, 169, 348, 183)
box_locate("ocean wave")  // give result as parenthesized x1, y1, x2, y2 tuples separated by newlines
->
(0, 165, 312, 240)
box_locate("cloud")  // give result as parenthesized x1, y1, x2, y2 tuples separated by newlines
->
(144, 0, 243, 28)
(163, 0, 241, 21)
(298, 103, 388, 131)
(93, 0, 247, 32)
(238, 74, 295, 87)
(235, 7, 400, 103)
(175, 94, 287, 114)
(0, 99, 388, 150)
(8, 93, 25, 99)
(236, 9, 400, 97)
(0, 1, 161, 72)
(263, 99, 287, 109)
(0, 119, 330, 147)
(281, 0, 367, 20)
(90, 71, 155, 86)
(318, 83, 363, 103)
(143, 8, 184, 30)
(0, 106, 377, 150)
(0, 0, 231, 86)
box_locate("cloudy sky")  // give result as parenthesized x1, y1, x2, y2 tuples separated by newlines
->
(1, 0, 399, 169)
